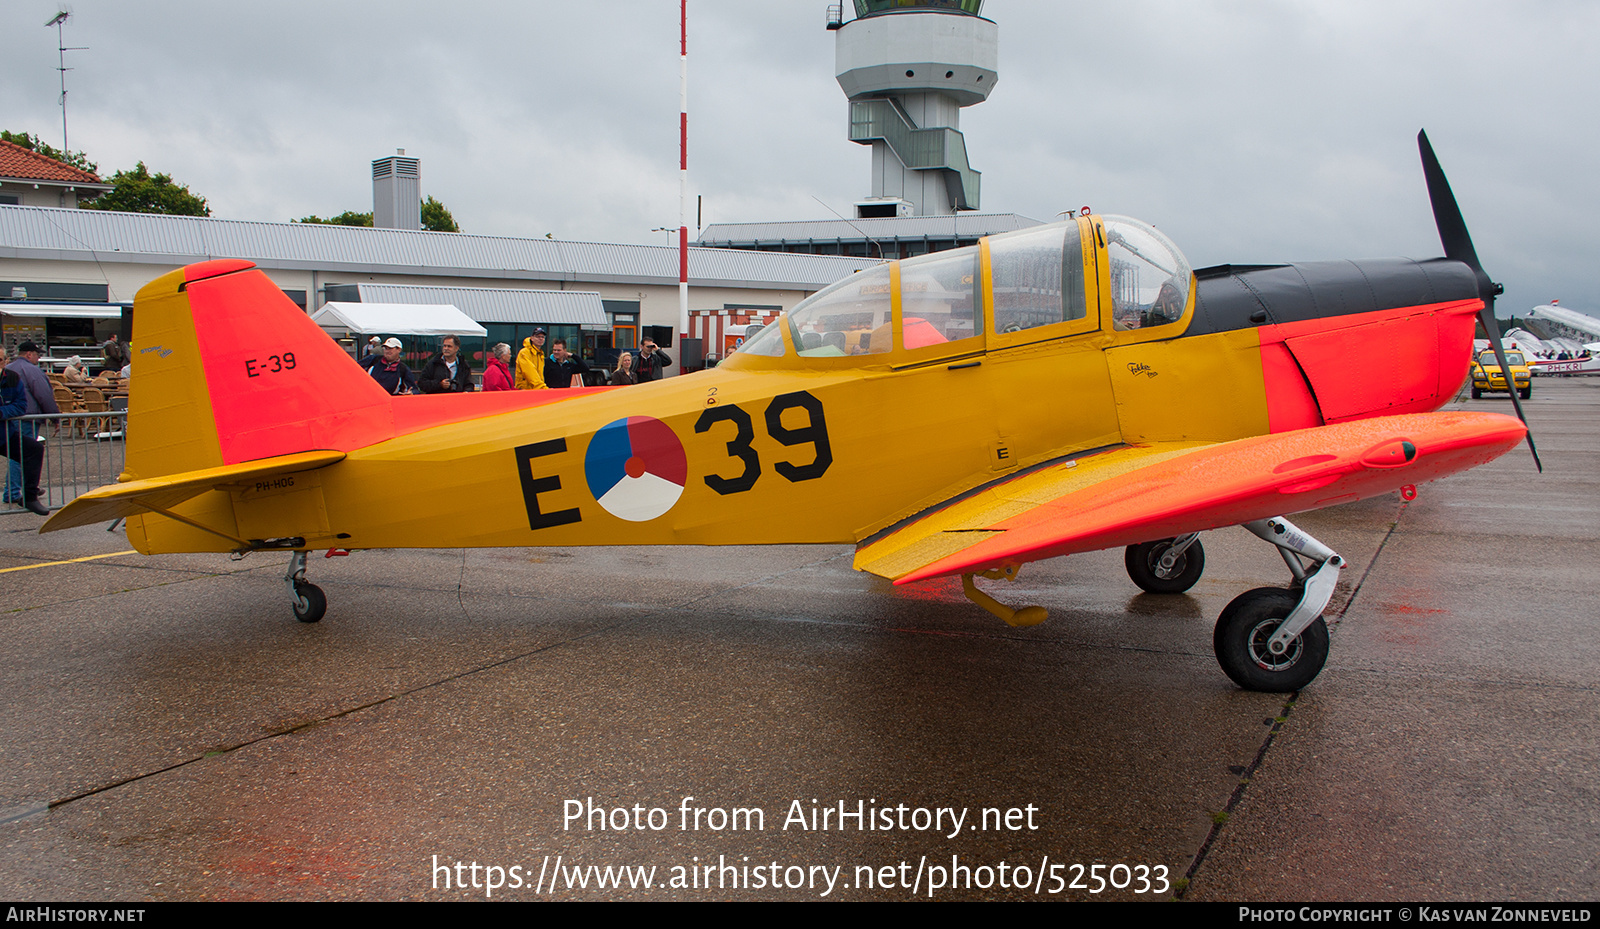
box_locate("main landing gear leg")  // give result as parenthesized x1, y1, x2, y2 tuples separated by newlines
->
(285, 551, 327, 624)
(961, 566, 1048, 628)
(1213, 517, 1344, 692)
(1125, 533, 1204, 593)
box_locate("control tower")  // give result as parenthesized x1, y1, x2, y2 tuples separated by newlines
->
(830, 0, 997, 218)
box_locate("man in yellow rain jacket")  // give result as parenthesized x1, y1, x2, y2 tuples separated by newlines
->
(515, 329, 548, 390)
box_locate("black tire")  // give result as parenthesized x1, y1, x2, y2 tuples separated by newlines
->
(1213, 588, 1328, 692)
(1519, 386, 1531, 400)
(1125, 538, 1205, 594)
(292, 581, 327, 624)
(1470, 386, 1482, 399)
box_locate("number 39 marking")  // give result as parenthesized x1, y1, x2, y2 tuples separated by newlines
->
(693, 391, 832, 495)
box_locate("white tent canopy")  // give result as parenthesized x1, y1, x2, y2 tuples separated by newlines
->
(311, 302, 487, 338)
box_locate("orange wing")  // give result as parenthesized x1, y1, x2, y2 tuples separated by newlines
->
(854, 411, 1525, 584)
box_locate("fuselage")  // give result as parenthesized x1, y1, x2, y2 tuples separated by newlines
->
(122, 215, 1484, 556)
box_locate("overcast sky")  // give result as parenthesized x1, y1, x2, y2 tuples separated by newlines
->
(4, 1, 1595, 317)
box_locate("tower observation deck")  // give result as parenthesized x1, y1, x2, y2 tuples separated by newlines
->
(832, 0, 997, 218)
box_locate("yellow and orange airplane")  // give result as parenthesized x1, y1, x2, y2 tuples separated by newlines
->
(44, 133, 1532, 692)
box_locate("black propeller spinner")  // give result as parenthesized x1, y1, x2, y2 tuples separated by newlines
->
(1417, 130, 1541, 472)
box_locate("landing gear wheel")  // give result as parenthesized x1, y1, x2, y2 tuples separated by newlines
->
(1125, 538, 1205, 594)
(292, 581, 326, 623)
(1471, 386, 1482, 399)
(1213, 588, 1328, 692)
(1519, 386, 1532, 400)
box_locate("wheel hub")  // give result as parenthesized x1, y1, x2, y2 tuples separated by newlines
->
(1248, 619, 1302, 670)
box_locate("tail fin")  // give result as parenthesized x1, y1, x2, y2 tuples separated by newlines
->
(128, 260, 395, 480)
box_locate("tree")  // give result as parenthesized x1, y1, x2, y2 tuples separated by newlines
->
(422, 196, 459, 233)
(294, 198, 461, 232)
(86, 162, 210, 216)
(295, 211, 373, 227)
(0, 130, 98, 175)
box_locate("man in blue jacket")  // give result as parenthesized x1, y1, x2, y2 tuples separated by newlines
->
(368, 338, 418, 395)
(12, 342, 60, 418)
(0, 347, 47, 515)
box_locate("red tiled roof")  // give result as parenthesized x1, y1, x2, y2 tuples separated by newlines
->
(0, 140, 103, 185)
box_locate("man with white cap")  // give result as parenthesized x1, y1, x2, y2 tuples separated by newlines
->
(368, 337, 417, 395)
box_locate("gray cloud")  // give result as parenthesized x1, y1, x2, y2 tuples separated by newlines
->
(4, 0, 1594, 316)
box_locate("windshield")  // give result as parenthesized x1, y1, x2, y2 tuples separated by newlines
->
(1479, 351, 1526, 366)
(737, 264, 896, 358)
(898, 248, 978, 349)
(1103, 215, 1191, 331)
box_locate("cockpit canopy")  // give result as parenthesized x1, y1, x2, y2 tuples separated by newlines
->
(1102, 215, 1192, 332)
(734, 214, 1192, 362)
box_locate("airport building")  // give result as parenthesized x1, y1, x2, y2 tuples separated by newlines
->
(697, 212, 1041, 259)
(0, 202, 878, 374)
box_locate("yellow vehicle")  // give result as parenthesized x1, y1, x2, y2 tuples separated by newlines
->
(1471, 349, 1531, 400)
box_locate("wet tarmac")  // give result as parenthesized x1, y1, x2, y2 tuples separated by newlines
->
(0, 380, 1594, 901)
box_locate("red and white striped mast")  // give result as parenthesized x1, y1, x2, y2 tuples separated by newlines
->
(677, 0, 690, 346)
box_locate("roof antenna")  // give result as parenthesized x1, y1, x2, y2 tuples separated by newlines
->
(811, 196, 884, 259)
(44, 10, 87, 156)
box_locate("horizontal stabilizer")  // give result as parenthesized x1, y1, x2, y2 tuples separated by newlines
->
(41, 450, 345, 532)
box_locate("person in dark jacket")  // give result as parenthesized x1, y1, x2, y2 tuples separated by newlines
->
(544, 339, 591, 388)
(369, 338, 418, 395)
(99, 334, 126, 377)
(418, 335, 475, 393)
(0, 347, 47, 515)
(635, 339, 672, 382)
(12, 342, 60, 418)
(609, 352, 637, 386)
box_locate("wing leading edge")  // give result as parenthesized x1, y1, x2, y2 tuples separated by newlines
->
(856, 411, 1525, 585)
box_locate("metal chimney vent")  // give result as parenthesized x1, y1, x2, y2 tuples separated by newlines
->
(373, 157, 420, 180)
(372, 151, 422, 230)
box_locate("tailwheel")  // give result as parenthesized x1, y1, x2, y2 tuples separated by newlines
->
(1125, 535, 1204, 594)
(292, 581, 327, 624)
(284, 551, 326, 623)
(1213, 588, 1328, 692)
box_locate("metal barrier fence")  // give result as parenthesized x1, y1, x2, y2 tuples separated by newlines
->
(2, 412, 127, 515)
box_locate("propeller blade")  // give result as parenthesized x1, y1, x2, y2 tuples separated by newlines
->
(1418, 130, 1541, 472)
(1418, 131, 1486, 278)
(1476, 304, 1542, 472)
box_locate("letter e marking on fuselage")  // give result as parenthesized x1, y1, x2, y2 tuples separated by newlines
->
(515, 439, 582, 531)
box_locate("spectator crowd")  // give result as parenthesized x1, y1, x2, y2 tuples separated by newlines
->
(360, 330, 672, 394)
